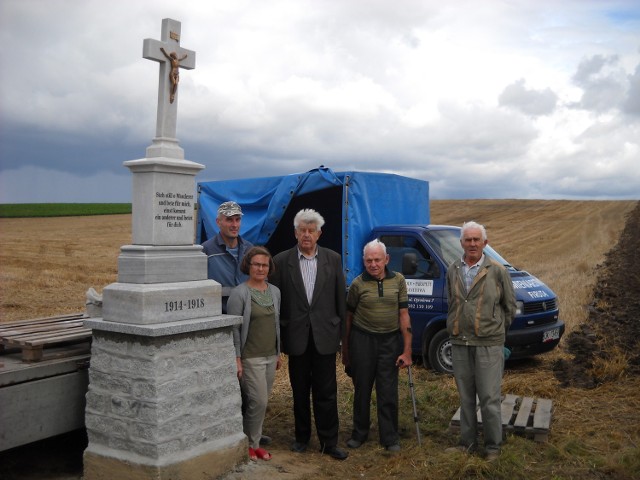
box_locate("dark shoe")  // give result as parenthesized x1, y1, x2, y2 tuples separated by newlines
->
(346, 438, 363, 449)
(259, 435, 272, 446)
(321, 445, 348, 460)
(485, 450, 500, 462)
(445, 445, 467, 454)
(445, 443, 477, 454)
(385, 444, 401, 452)
(290, 441, 308, 453)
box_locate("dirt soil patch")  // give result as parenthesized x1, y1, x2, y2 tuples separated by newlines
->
(553, 201, 640, 387)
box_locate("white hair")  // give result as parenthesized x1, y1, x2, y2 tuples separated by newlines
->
(363, 239, 387, 256)
(294, 209, 325, 230)
(460, 221, 487, 241)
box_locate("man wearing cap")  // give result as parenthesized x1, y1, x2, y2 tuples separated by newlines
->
(202, 201, 254, 314)
(203, 201, 275, 446)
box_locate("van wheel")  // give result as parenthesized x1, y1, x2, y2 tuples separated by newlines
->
(428, 330, 453, 374)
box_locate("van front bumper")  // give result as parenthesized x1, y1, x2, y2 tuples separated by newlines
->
(506, 320, 565, 359)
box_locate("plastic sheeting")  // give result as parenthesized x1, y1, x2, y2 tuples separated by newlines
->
(197, 167, 429, 284)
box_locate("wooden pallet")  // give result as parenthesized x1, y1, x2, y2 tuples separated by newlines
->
(0, 313, 92, 362)
(449, 394, 553, 442)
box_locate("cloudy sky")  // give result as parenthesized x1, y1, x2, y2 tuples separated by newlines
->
(1, 0, 639, 203)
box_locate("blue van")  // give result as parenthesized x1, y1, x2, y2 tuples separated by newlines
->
(375, 224, 564, 373)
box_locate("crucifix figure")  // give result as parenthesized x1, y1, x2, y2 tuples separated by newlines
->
(160, 47, 188, 103)
(142, 18, 196, 158)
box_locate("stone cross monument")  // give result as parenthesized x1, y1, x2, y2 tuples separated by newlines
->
(83, 18, 246, 480)
(142, 18, 195, 160)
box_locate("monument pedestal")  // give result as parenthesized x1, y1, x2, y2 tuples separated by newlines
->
(84, 18, 247, 480)
(83, 317, 246, 480)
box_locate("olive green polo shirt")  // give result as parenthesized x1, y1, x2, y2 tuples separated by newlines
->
(347, 270, 409, 334)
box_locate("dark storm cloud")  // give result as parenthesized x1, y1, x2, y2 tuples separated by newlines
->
(0, 124, 146, 175)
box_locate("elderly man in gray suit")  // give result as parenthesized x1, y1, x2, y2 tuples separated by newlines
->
(270, 208, 348, 461)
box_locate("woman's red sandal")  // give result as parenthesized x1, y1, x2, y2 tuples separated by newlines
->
(254, 448, 272, 460)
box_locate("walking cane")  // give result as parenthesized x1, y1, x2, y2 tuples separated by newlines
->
(407, 364, 422, 446)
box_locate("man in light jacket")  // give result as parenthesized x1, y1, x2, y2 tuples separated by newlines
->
(446, 221, 516, 462)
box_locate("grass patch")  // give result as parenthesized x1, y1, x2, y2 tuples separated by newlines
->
(0, 203, 131, 218)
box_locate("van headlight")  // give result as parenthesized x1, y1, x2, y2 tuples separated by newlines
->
(515, 301, 524, 316)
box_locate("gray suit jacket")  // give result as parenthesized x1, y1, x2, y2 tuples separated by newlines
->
(270, 246, 346, 356)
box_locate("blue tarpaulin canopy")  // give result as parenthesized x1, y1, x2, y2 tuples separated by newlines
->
(197, 167, 429, 284)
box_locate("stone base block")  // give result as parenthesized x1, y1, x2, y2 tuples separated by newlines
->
(102, 280, 221, 324)
(144, 138, 186, 161)
(83, 436, 247, 480)
(117, 245, 208, 284)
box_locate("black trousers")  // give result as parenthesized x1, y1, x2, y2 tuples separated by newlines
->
(288, 331, 339, 447)
(349, 327, 402, 447)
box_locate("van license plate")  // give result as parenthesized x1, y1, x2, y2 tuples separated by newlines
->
(543, 328, 560, 343)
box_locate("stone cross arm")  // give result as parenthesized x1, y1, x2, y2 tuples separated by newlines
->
(143, 37, 196, 106)
(142, 39, 196, 71)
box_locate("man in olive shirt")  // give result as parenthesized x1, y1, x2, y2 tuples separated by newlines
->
(342, 239, 412, 452)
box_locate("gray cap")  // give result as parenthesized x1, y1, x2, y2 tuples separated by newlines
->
(218, 201, 243, 217)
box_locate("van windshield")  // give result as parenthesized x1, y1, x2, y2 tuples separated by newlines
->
(422, 228, 513, 270)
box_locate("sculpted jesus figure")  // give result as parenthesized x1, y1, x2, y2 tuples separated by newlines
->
(160, 47, 188, 103)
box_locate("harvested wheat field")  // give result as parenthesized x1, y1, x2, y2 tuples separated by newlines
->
(1, 199, 639, 480)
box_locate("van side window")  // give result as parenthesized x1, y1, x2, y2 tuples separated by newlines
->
(378, 235, 439, 279)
